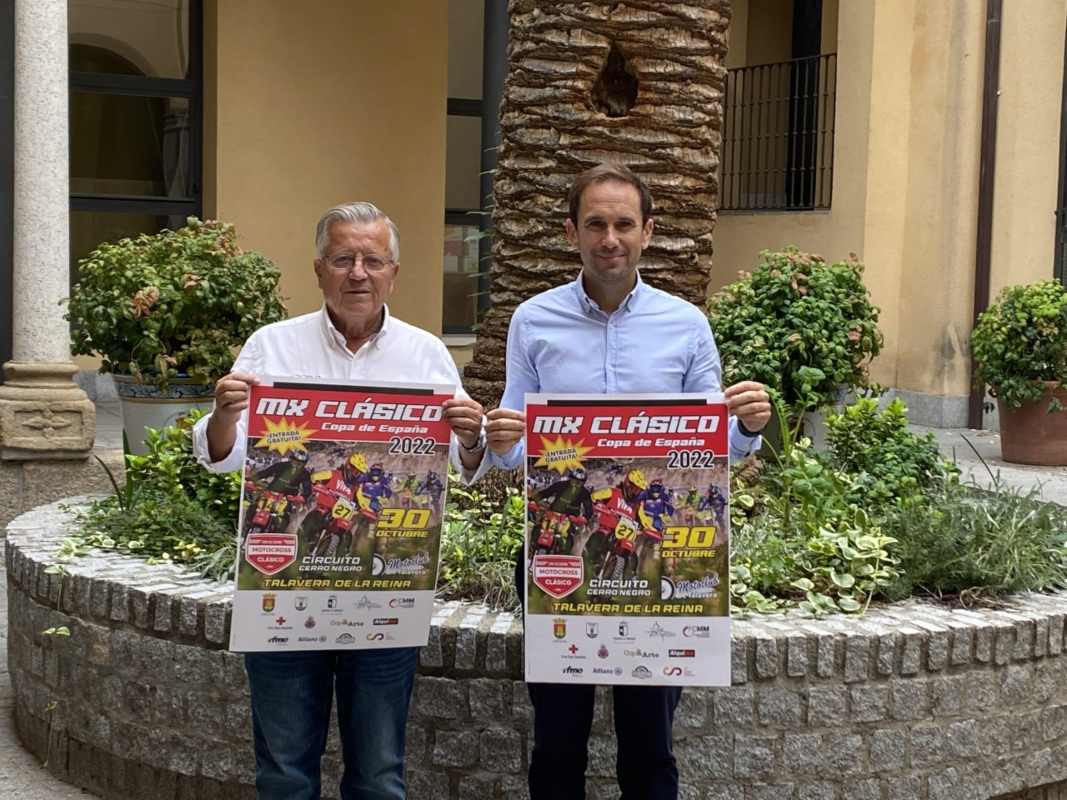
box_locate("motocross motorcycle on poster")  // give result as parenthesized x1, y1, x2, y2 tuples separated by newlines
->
(244, 481, 305, 535)
(527, 500, 587, 557)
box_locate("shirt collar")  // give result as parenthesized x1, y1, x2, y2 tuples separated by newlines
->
(318, 304, 391, 354)
(572, 271, 645, 314)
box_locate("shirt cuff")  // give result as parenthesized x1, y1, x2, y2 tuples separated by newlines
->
(192, 411, 246, 473)
(737, 418, 761, 438)
(487, 439, 526, 472)
(727, 417, 762, 460)
(450, 434, 493, 485)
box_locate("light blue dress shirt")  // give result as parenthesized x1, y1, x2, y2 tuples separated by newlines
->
(490, 273, 761, 470)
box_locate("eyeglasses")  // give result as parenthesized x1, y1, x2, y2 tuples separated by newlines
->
(323, 252, 393, 272)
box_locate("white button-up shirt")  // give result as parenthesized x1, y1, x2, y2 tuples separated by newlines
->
(192, 306, 487, 480)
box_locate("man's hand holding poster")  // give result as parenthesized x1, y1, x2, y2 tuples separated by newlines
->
(523, 394, 731, 686)
(230, 378, 453, 652)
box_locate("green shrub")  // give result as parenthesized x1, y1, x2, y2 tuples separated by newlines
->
(68, 410, 239, 578)
(731, 437, 899, 615)
(881, 480, 1067, 602)
(65, 405, 1067, 617)
(708, 247, 883, 415)
(826, 397, 958, 507)
(66, 218, 287, 388)
(125, 409, 242, 525)
(970, 280, 1067, 411)
(451, 465, 523, 513)
(75, 488, 234, 566)
(438, 480, 525, 610)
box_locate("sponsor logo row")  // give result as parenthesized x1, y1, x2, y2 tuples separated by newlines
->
(265, 630, 398, 646)
(560, 643, 698, 660)
(553, 619, 712, 641)
(269, 614, 399, 630)
(260, 593, 417, 614)
(560, 664, 697, 679)
(264, 613, 401, 646)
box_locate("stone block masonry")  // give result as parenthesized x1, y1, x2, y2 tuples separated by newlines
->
(8, 499, 1067, 799)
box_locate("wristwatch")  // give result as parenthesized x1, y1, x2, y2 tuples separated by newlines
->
(737, 418, 760, 438)
(460, 427, 487, 453)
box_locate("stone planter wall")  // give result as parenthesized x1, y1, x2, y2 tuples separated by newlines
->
(8, 499, 1067, 800)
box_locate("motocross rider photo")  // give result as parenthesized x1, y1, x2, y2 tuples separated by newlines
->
(301, 450, 368, 561)
(242, 447, 313, 536)
(527, 467, 594, 561)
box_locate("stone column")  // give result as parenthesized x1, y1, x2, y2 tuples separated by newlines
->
(0, 0, 95, 460)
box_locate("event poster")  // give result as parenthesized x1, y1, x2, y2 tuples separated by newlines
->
(229, 378, 453, 652)
(523, 394, 731, 686)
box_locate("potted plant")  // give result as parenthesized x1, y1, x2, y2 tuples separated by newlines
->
(970, 280, 1067, 466)
(707, 247, 883, 448)
(66, 218, 287, 453)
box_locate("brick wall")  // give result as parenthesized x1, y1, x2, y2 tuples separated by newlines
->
(8, 500, 1067, 800)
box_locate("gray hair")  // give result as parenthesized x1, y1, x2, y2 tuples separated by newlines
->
(315, 202, 400, 262)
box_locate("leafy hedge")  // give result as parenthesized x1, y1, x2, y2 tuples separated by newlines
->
(707, 248, 883, 415)
(64, 401, 1067, 616)
(970, 280, 1067, 410)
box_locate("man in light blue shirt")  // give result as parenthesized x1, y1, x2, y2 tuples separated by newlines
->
(484, 163, 771, 800)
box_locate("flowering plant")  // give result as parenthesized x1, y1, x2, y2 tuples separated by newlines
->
(66, 218, 287, 388)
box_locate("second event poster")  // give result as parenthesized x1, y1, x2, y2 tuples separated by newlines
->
(229, 378, 453, 652)
(524, 393, 731, 686)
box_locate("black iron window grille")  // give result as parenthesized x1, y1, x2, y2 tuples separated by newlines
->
(720, 53, 837, 212)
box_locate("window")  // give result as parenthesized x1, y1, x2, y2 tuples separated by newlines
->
(719, 0, 836, 212)
(444, 0, 485, 335)
(68, 0, 202, 280)
(720, 54, 837, 212)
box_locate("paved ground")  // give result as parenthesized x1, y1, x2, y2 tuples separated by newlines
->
(914, 425, 1067, 506)
(0, 405, 1063, 797)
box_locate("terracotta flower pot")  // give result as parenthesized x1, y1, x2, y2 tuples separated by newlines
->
(997, 382, 1067, 466)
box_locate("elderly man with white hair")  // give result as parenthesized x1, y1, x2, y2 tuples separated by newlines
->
(193, 202, 487, 800)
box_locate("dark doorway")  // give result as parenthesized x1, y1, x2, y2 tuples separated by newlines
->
(0, 0, 12, 383)
(786, 0, 823, 209)
(1055, 14, 1067, 286)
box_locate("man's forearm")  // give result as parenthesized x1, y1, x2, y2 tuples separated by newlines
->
(458, 444, 484, 471)
(206, 412, 238, 463)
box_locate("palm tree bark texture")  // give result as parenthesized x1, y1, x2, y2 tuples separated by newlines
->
(463, 0, 732, 406)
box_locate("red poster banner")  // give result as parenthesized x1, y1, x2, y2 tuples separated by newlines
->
(247, 385, 452, 446)
(524, 393, 732, 687)
(526, 400, 728, 460)
(230, 378, 455, 653)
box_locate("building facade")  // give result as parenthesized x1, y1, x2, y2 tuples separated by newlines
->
(716, 0, 1067, 427)
(2, 0, 1067, 463)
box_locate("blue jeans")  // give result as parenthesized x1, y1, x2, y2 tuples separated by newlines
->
(244, 648, 418, 800)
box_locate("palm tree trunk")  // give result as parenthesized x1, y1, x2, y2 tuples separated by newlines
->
(463, 0, 732, 406)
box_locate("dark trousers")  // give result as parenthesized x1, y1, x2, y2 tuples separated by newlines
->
(517, 551, 682, 799)
(527, 681, 682, 800)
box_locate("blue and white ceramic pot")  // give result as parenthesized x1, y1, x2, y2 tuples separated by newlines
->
(112, 374, 215, 455)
